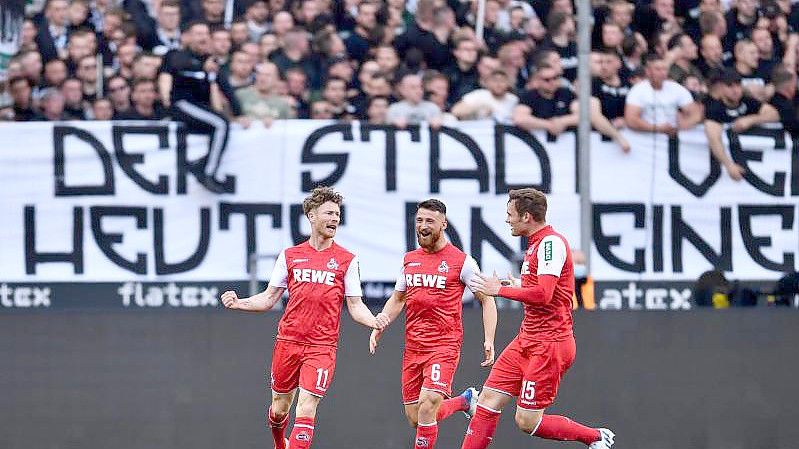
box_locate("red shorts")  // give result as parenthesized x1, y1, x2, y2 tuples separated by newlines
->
(483, 335, 576, 410)
(401, 346, 461, 404)
(270, 340, 337, 398)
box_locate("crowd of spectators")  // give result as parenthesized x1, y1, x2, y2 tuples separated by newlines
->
(3, 0, 799, 178)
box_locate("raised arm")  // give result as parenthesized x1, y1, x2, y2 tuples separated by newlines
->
(221, 285, 285, 312)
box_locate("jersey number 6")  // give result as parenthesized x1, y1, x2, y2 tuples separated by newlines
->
(430, 364, 441, 382)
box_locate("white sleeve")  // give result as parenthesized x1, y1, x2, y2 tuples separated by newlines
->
(460, 256, 481, 292)
(536, 236, 567, 277)
(676, 84, 695, 108)
(267, 250, 288, 288)
(344, 255, 363, 297)
(394, 264, 407, 292)
(624, 83, 643, 107)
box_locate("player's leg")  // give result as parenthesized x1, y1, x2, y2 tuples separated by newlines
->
(286, 346, 336, 449)
(269, 390, 295, 449)
(401, 348, 425, 428)
(517, 338, 610, 447)
(414, 389, 444, 449)
(269, 341, 303, 449)
(460, 338, 525, 449)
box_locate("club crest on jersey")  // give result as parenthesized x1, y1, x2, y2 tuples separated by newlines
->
(327, 258, 339, 270)
(437, 260, 449, 273)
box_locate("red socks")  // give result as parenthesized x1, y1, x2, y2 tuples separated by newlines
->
(437, 396, 467, 421)
(288, 416, 315, 449)
(268, 407, 289, 449)
(415, 421, 439, 449)
(460, 405, 501, 449)
(533, 415, 600, 445)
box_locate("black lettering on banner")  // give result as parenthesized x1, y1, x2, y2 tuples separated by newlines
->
(429, 126, 489, 193)
(174, 125, 235, 194)
(652, 205, 664, 272)
(112, 125, 169, 194)
(494, 124, 552, 194)
(24, 205, 84, 274)
(289, 204, 346, 244)
(359, 123, 420, 192)
(727, 128, 787, 196)
(738, 205, 796, 272)
(403, 201, 463, 251)
(154, 208, 211, 274)
(592, 203, 645, 272)
(53, 126, 114, 196)
(668, 134, 721, 198)
(176, 125, 201, 194)
(671, 206, 732, 272)
(792, 136, 799, 196)
(90, 206, 148, 274)
(219, 202, 282, 271)
(470, 207, 519, 267)
(301, 124, 353, 191)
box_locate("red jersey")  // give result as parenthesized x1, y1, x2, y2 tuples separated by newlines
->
(518, 225, 574, 342)
(395, 243, 481, 352)
(268, 241, 362, 347)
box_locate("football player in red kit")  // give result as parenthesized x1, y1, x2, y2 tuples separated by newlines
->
(221, 186, 389, 449)
(464, 188, 614, 449)
(370, 199, 498, 449)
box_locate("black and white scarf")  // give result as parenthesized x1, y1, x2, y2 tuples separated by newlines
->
(0, 0, 25, 44)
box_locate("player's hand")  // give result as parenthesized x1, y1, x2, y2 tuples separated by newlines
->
(481, 341, 495, 367)
(221, 290, 239, 309)
(500, 271, 521, 288)
(470, 271, 502, 296)
(374, 312, 390, 330)
(369, 329, 383, 354)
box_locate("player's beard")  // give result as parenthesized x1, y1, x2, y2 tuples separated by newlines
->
(416, 227, 442, 251)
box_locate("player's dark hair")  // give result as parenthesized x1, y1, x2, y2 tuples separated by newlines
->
(302, 186, 343, 215)
(417, 199, 447, 215)
(508, 188, 547, 222)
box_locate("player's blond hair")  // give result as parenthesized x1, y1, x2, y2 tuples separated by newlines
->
(302, 186, 343, 216)
(508, 188, 547, 222)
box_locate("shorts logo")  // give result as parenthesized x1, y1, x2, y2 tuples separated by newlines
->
(543, 241, 553, 262)
(437, 260, 449, 273)
(327, 258, 339, 270)
(296, 432, 310, 441)
(415, 437, 429, 448)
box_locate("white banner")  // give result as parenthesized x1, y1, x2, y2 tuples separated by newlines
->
(591, 126, 799, 281)
(1, 121, 796, 309)
(0, 121, 580, 285)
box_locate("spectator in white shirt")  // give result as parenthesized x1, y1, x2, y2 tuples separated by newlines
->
(451, 69, 518, 123)
(624, 53, 703, 135)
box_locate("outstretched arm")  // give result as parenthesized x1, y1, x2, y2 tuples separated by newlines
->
(221, 286, 285, 312)
(369, 290, 406, 354)
(470, 272, 559, 306)
(346, 296, 383, 329)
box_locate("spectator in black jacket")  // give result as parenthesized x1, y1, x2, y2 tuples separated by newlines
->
(35, 0, 70, 62)
(443, 37, 480, 104)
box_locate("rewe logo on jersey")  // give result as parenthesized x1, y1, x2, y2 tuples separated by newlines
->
(405, 273, 447, 289)
(293, 269, 336, 286)
(437, 260, 449, 273)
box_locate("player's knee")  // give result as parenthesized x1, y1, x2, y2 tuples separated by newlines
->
(405, 412, 418, 428)
(270, 397, 292, 417)
(295, 396, 320, 418)
(514, 412, 541, 434)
